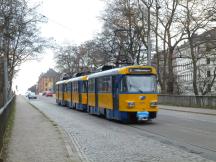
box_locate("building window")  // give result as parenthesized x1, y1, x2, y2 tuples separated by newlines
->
(206, 58, 210, 64)
(207, 71, 211, 77)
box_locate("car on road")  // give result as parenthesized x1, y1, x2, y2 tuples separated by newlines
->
(46, 91, 53, 97)
(25, 91, 31, 97)
(28, 92, 37, 99)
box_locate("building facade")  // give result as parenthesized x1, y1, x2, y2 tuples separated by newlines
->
(174, 28, 216, 95)
(151, 28, 216, 95)
(37, 68, 58, 93)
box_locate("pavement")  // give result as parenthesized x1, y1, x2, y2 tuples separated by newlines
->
(4, 96, 75, 162)
(159, 104, 216, 115)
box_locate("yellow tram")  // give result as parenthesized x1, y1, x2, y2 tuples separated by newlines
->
(87, 65, 158, 122)
(56, 65, 158, 123)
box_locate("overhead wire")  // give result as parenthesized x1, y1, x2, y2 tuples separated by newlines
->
(40, 13, 75, 32)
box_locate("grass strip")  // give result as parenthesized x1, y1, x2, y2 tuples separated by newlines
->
(0, 100, 16, 161)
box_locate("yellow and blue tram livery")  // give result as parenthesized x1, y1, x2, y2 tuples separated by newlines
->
(56, 80, 68, 106)
(87, 65, 158, 123)
(67, 75, 88, 111)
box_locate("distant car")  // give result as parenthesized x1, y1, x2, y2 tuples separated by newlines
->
(25, 91, 31, 97)
(28, 92, 37, 99)
(42, 91, 47, 96)
(46, 91, 53, 97)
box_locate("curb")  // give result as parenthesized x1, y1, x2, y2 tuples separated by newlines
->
(159, 107, 216, 116)
(27, 100, 86, 162)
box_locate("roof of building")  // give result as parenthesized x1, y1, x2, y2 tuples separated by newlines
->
(40, 68, 58, 78)
(178, 27, 216, 49)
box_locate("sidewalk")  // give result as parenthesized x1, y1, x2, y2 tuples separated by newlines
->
(4, 96, 71, 162)
(159, 104, 216, 115)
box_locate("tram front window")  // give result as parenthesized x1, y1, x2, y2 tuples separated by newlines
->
(120, 75, 157, 93)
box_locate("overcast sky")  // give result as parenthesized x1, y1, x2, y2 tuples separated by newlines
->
(14, 0, 105, 94)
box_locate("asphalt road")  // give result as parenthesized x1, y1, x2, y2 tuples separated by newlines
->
(132, 110, 216, 161)
(29, 95, 216, 162)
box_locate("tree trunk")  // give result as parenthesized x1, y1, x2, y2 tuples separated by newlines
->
(161, 33, 167, 94)
(167, 47, 174, 94)
(189, 37, 199, 95)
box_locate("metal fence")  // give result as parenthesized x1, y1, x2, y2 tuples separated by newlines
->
(0, 95, 15, 155)
(158, 95, 216, 109)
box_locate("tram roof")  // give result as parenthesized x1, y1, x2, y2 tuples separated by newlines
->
(56, 79, 69, 85)
(88, 65, 156, 79)
(67, 75, 87, 83)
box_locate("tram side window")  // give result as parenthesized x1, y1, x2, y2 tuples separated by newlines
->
(98, 76, 112, 93)
(88, 79, 95, 93)
(61, 84, 64, 92)
(56, 85, 58, 93)
(67, 83, 71, 92)
(72, 82, 75, 92)
(76, 82, 79, 92)
(75, 82, 78, 92)
(73, 82, 78, 92)
(120, 77, 128, 92)
(81, 81, 87, 93)
(64, 84, 67, 92)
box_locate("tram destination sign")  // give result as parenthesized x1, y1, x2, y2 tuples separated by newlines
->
(129, 68, 152, 73)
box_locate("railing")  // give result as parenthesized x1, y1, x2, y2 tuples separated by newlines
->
(158, 95, 216, 109)
(0, 95, 15, 156)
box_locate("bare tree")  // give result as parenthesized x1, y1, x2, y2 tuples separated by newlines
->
(54, 45, 79, 77)
(0, 0, 47, 92)
(102, 0, 145, 65)
(179, 0, 216, 95)
(144, 0, 186, 94)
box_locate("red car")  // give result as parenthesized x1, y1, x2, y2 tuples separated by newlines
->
(46, 91, 53, 97)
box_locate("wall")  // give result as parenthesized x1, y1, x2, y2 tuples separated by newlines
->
(158, 95, 216, 109)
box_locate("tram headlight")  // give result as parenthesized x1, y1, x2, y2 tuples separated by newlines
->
(150, 101, 158, 107)
(128, 101, 135, 108)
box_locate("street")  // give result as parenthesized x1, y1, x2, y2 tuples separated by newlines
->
(29, 95, 216, 162)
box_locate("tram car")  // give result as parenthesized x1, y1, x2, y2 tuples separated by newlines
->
(55, 65, 158, 123)
(56, 79, 68, 106)
(67, 75, 88, 111)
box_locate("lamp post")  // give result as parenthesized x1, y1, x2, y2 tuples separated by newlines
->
(147, 0, 152, 66)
